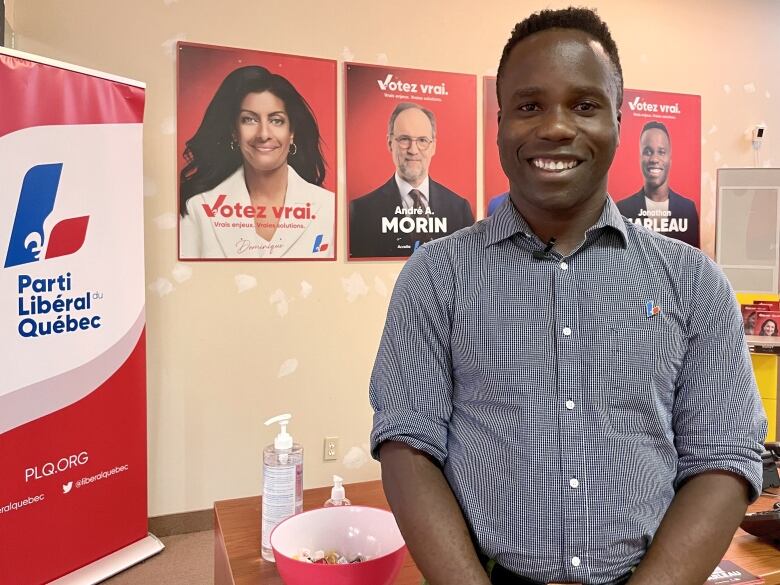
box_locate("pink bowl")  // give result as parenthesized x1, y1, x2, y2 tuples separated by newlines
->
(270, 506, 407, 585)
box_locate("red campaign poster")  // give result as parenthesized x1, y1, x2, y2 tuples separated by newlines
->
(755, 312, 780, 338)
(742, 303, 776, 335)
(0, 48, 150, 583)
(483, 76, 509, 217)
(346, 63, 476, 260)
(177, 42, 337, 261)
(608, 89, 701, 248)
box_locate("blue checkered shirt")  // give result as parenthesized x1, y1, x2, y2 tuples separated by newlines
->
(370, 196, 766, 584)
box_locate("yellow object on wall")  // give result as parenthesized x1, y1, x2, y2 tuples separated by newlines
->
(752, 354, 778, 441)
(737, 293, 780, 441)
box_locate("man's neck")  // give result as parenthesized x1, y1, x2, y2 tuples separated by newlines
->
(644, 183, 670, 202)
(509, 194, 607, 256)
(397, 172, 427, 190)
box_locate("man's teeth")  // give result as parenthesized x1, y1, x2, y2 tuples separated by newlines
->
(532, 159, 579, 171)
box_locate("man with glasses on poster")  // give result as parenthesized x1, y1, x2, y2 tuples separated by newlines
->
(349, 102, 474, 258)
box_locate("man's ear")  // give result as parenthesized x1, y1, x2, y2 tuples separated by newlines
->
(497, 109, 502, 124)
(387, 135, 393, 152)
(616, 110, 622, 147)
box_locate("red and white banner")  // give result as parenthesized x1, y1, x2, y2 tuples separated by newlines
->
(0, 48, 150, 584)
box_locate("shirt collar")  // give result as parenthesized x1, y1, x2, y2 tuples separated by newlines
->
(484, 194, 629, 248)
(395, 173, 430, 203)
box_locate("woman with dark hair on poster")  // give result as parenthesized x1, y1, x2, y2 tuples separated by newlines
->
(179, 65, 334, 259)
(760, 319, 778, 337)
(744, 310, 758, 335)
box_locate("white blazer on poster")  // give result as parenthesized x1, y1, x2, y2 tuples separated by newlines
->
(180, 166, 335, 259)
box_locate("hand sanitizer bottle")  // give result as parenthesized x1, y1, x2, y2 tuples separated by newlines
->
(324, 475, 351, 507)
(261, 414, 303, 562)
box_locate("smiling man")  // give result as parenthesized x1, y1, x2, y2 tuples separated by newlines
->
(349, 103, 474, 258)
(616, 121, 700, 247)
(370, 7, 765, 585)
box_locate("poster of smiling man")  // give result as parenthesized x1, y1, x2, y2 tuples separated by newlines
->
(346, 63, 476, 260)
(177, 42, 337, 261)
(608, 89, 701, 248)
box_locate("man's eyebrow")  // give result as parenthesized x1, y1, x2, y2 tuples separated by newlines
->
(508, 86, 544, 99)
(568, 85, 611, 98)
(507, 85, 611, 99)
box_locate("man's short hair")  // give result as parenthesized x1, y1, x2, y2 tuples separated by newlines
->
(387, 102, 437, 139)
(496, 7, 623, 108)
(641, 121, 670, 141)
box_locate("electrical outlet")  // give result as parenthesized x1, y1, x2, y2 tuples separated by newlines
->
(323, 436, 339, 461)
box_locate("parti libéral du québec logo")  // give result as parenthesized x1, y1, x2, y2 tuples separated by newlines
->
(4, 163, 89, 268)
(5, 163, 103, 339)
(312, 234, 329, 254)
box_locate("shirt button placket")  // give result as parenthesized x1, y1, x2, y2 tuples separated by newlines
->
(555, 257, 585, 580)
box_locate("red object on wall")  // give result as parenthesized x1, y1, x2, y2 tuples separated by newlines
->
(0, 48, 147, 584)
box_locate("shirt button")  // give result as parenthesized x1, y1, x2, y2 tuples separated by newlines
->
(562, 327, 572, 336)
(560, 261, 569, 270)
(569, 478, 580, 489)
(565, 400, 575, 410)
(571, 557, 581, 567)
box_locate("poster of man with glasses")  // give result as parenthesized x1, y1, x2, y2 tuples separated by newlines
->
(346, 64, 476, 259)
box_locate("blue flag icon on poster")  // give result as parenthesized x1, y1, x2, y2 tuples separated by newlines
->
(5, 163, 64, 268)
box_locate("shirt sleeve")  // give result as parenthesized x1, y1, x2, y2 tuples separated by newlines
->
(369, 245, 455, 465)
(673, 253, 767, 500)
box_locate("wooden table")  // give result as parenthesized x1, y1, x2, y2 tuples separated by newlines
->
(215, 480, 780, 585)
(726, 493, 780, 584)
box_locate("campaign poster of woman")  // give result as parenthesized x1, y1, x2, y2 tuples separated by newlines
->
(346, 63, 476, 260)
(177, 42, 337, 261)
(755, 312, 780, 338)
(607, 89, 701, 248)
(483, 75, 509, 217)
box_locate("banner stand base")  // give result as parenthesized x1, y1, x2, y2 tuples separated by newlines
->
(49, 533, 165, 584)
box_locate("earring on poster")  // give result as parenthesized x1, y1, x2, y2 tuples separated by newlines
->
(230, 137, 238, 151)
(289, 142, 297, 156)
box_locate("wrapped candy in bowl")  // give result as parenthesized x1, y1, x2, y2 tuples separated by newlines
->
(270, 505, 407, 585)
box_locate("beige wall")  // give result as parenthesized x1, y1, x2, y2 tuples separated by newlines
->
(12, 0, 780, 516)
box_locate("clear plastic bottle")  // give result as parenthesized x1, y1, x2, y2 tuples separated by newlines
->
(324, 475, 351, 507)
(261, 414, 303, 562)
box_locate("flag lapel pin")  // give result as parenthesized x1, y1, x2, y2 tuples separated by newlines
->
(646, 301, 661, 318)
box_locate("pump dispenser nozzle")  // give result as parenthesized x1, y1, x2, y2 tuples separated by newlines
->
(264, 413, 293, 450)
(332, 475, 345, 501)
(324, 474, 351, 507)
